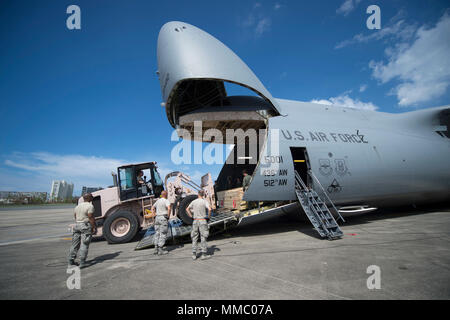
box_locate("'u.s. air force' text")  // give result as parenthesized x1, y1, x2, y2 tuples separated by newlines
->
(281, 130, 368, 144)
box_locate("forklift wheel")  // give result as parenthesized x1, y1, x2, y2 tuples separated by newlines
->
(103, 210, 139, 244)
(178, 195, 198, 225)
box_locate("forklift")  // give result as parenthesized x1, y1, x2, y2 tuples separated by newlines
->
(76, 161, 215, 244)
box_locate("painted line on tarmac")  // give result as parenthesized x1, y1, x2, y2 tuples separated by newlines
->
(0, 234, 71, 246)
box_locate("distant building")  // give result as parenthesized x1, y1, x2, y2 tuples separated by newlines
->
(49, 180, 74, 201)
(81, 186, 103, 196)
(0, 191, 47, 204)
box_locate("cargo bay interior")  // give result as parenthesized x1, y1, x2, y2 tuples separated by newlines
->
(168, 80, 278, 195)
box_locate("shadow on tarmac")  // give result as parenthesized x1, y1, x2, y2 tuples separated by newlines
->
(207, 245, 221, 256)
(89, 251, 122, 266)
(217, 201, 450, 241)
(92, 202, 450, 246)
(334, 201, 450, 227)
(166, 244, 184, 253)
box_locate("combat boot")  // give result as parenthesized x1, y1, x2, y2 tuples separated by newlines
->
(153, 247, 159, 255)
(67, 260, 78, 268)
(192, 252, 197, 260)
(200, 254, 211, 260)
(158, 248, 169, 255)
(79, 260, 89, 269)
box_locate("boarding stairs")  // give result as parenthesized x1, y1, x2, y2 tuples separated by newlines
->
(294, 170, 344, 240)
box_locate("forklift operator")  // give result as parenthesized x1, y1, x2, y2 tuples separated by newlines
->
(137, 170, 153, 196)
(137, 171, 145, 185)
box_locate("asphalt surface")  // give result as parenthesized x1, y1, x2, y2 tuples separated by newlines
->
(0, 203, 449, 299)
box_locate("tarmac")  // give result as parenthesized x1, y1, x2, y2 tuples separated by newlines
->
(0, 203, 449, 300)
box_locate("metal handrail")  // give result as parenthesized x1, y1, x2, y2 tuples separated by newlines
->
(308, 170, 345, 223)
(294, 171, 308, 191)
(294, 171, 329, 237)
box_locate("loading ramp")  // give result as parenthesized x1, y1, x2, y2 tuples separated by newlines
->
(135, 202, 295, 250)
(135, 211, 238, 250)
(135, 170, 344, 250)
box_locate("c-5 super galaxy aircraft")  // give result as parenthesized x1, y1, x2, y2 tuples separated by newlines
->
(156, 21, 449, 232)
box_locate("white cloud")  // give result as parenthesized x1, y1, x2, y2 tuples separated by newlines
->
(2, 152, 175, 194)
(242, 13, 256, 27)
(240, 2, 282, 38)
(2, 152, 128, 194)
(335, 19, 417, 49)
(369, 12, 450, 106)
(310, 93, 378, 111)
(336, 0, 361, 16)
(0, 169, 52, 193)
(255, 18, 272, 37)
(1, 150, 227, 195)
(359, 84, 368, 92)
(4, 152, 125, 178)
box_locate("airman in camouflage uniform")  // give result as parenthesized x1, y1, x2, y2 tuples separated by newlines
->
(187, 190, 211, 260)
(151, 190, 171, 255)
(68, 193, 97, 269)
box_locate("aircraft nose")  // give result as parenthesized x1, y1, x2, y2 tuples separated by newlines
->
(160, 21, 189, 33)
(156, 20, 274, 102)
(156, 21, 281, 128)
(157, 21, 193, 55)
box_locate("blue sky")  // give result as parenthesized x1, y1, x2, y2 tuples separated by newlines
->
(0, 0, 449, 195)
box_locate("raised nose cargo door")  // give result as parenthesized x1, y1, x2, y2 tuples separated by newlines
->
(157, 21, 282, 138)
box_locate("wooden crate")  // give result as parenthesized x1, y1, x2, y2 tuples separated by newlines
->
(217, 187, 244, 210)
